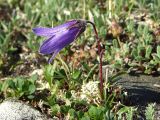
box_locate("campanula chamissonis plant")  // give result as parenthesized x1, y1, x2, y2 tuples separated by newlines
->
(33, 20, 87, 63)
(33, 19, 104, 96)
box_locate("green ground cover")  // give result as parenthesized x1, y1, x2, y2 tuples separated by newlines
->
(0, 0, 159, 119)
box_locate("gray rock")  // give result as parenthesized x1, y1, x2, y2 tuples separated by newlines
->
(117, 74, 160, 120)
(0, 100, 54, 120)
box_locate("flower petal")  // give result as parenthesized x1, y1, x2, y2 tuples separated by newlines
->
(39, 27, 81, 55)
(32, 20, 77, 37)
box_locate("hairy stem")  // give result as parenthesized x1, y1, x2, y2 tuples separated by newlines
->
(86, 20, 103, 96)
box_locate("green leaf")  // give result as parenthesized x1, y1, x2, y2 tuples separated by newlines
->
(105, 110, 114, 120)
(0, 82, 2, 92)
(44, 63, 57, 87)
(112, 39, 119, 48)
(28, 84, 36, 94)
(81, 62, 90, 72)
(1, 80, 9, 92)
(61, 105, 70, 114)
(51, 104, 60, 116)
(66, 91, 72, 98)
(145, 103, 155, 120)
(88, 106, 103, 120)
(17, 78, 25, 91)
(72, 70, 81, 80)
(81, 116, 90, 120)
(84, 64, 98, 82)
(157, 46, 160, 58)
(117, 106, 135, 120)
(29, 74, 38, 84)
(126, 107, 134, 120)
(145, 45, 152, 59)
(152, 54, 160, 62)
(27, 95, 35, 99)
(68, 109, 76, 120)
(7, 79, 15, 89)
(131, 48, 138, 58)
(77, 111, 85, 118)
